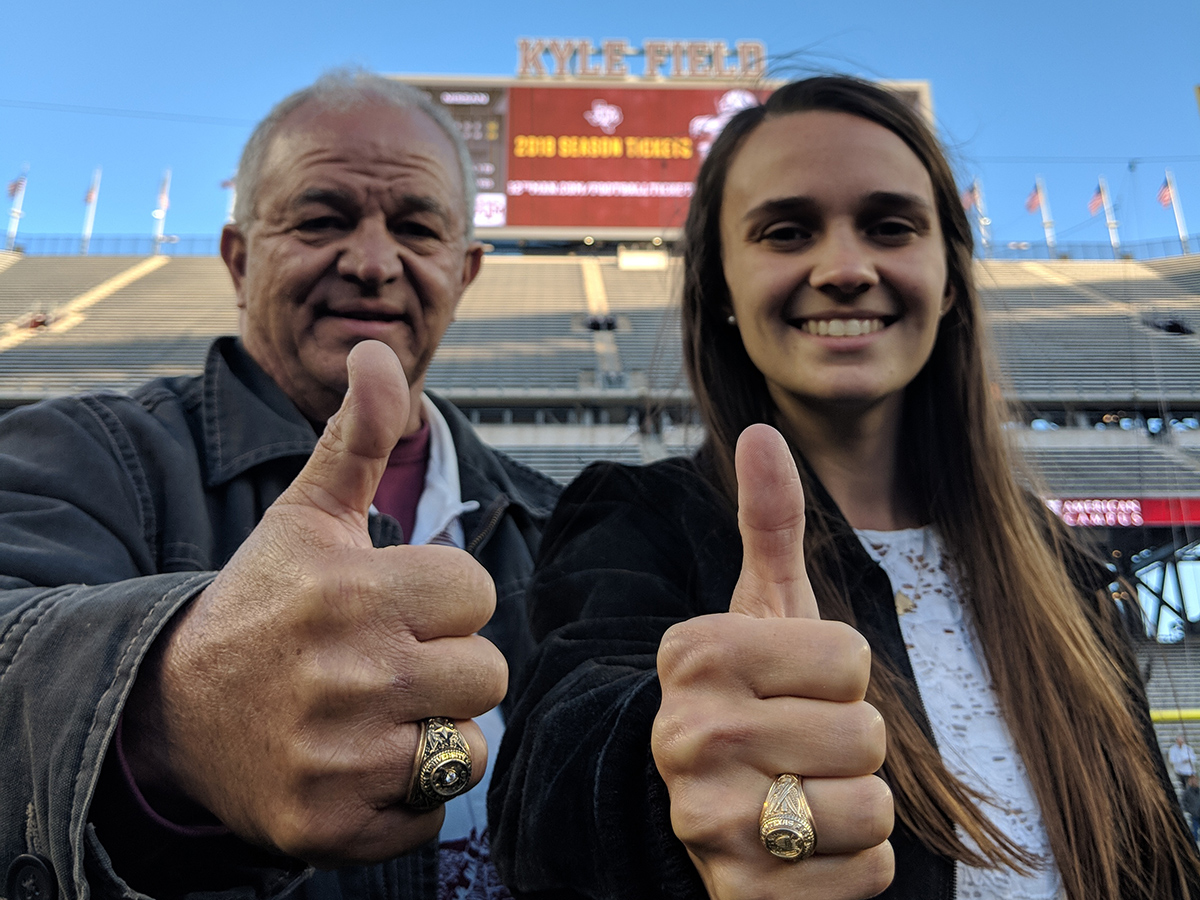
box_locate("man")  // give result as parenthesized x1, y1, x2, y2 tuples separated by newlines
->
(1171, 734, 1197, 792)
(0, 72, 559, 900)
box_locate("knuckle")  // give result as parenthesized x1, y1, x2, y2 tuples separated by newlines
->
(863, 776, 895, 843)
(435, 549, 496, 623)
(658, 616, 739, 687)
(840, 702, 887, 772)
(651, 702, 750, 778)
(472, 639, 509, 710)
(862, 840, 896, 897)
(823, 619, 871, 661)
(268, 800, 337, 861)
(667, 779, 743, 848)
(818, 620, 872, 694)
(859, 703, 888, 771)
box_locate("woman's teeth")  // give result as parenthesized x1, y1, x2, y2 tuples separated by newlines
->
(801, 318, 884, 337)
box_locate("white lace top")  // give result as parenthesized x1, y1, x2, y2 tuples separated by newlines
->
(854, 527, 1065, 900)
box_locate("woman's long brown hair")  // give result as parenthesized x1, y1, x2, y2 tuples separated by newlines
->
(681, 75, 1199, 899)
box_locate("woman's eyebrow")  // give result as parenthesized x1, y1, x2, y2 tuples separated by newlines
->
(742, 196, 821, 223)
(860, 191, 934, 214)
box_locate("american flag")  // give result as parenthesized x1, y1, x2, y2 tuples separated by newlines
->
(84, 185, 97, 205)
(1088, 187, 1103, 216)
(960, 181, 978, 211)
(1158, 179, 1172, 208)
(6, 175, 25, 199)
(1024, 185, 1040, 213)
(156, 171, 171, 213)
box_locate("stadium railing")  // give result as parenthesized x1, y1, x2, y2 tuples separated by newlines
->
(983, 234, 1199, 261)
(10, 234, 221, 256)
(7, 233, 1200, 261)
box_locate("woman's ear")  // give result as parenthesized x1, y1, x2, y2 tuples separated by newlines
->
(940, 283, 956, 317)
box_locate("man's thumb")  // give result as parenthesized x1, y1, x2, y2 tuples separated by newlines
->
(284, 340, 411, 526)
(729, 424, 820, 620)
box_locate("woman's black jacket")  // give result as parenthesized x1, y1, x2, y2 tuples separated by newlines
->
(489, 456, 1189, 900)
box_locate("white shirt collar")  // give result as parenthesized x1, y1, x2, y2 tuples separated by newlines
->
(408, 393, 479, 548)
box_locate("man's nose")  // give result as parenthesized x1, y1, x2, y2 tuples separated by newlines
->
(338, 217, 404, 287)
(808, 225, 878, 300)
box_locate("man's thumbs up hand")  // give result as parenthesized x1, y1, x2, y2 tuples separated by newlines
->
(281, 339, 412, 541)
(729, 424, 820, 620)
(122, 341, 506, 866)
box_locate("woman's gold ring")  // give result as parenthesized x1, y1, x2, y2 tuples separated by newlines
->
(759, 773, 818, 860)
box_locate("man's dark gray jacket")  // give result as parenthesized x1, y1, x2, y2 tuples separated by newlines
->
(0, 337, 560, 900)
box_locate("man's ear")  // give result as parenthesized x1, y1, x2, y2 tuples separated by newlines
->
(462, 240, 484, 289)
(453, 240, 485, 319)
(220, 224, 249, 310)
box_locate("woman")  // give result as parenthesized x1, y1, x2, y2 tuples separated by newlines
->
(488, 76, 1200, 900)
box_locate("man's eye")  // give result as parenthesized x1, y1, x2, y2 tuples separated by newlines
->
(393, 221, 439, 239)
(297, 216, 346, 232)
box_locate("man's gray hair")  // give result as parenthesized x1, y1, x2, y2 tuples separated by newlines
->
(232, 69, 476, 238)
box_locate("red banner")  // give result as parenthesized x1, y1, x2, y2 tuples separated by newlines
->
(1047, 497, 1200, 527)
(503, 85, 769, 229)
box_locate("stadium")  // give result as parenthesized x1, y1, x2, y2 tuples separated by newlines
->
(3, 62, 1200, 762)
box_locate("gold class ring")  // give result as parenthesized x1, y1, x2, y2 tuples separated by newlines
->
(759, 773, 818, 860)
(406, 717, 473, 810)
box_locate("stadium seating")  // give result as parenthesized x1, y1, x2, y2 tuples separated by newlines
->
(1, 250, 1198, 503)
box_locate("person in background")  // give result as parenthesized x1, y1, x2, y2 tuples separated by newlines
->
(1172, 735, 1199, 792)
(0, 71, 558, 900)
(1182, 776, 1200, 844)
(490, 75, 1200, 900)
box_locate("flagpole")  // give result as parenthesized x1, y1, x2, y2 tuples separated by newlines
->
(81, 168, 102, 255)
(1098, 175, 1120, 257)
(1165, 169, 1190, 254)
(974, 179, 992, 257)
(5, 168, 28, 252)
(223, 176, 237, 224)
(152, 168, 171, 254)
(1036, 176, 1057, 256)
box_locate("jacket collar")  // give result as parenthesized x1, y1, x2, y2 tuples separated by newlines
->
(426, 392, 560, 544)
(200, 337, 318, 488)
(198, 339, 562, 538)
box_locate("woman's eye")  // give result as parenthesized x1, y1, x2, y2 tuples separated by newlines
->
(761, 224, 810, 244)
(871, 219, 919, 241)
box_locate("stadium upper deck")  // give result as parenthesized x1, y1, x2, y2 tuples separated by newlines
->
(1, 248, 1197, 485)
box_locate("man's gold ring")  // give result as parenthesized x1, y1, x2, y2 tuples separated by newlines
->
(406, 717, 473, 810)
(759, 773, 818, 860)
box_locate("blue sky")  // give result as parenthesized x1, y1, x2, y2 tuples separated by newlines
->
(2, 0, 1198, 250)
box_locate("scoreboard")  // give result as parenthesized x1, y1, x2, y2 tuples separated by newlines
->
(396, 68, 931, 240)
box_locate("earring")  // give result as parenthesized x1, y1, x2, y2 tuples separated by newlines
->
(726, 314, 737, 326)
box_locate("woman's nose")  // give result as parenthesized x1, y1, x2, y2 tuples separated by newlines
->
(808, 226, 878, 299)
